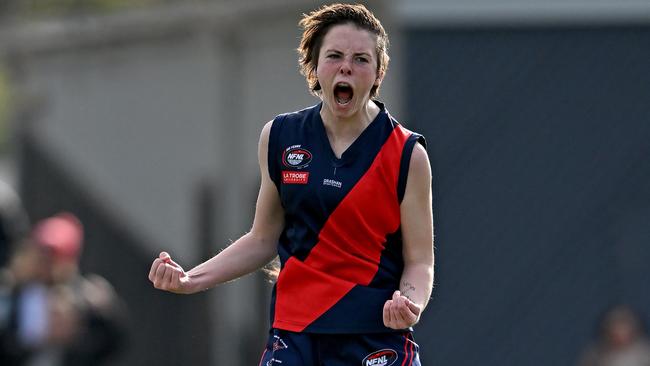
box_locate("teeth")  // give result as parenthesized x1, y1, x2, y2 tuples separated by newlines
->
(334, 82, 352, 105)
(336, 97, 351, 105)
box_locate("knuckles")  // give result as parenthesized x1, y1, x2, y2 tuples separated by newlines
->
(383, 298, 419, 329)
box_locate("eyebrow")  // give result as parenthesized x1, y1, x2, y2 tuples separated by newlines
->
(324, 49, 372, 58)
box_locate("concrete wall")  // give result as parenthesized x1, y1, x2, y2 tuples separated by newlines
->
(2, 1, 394, 365)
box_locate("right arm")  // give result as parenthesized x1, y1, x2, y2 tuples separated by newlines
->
(148, 120, 284, 294)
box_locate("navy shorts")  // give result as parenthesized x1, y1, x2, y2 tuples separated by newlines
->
(259, 328, 421, 366)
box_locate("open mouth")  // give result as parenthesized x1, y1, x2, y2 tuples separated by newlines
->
(334, 82, 353, 105)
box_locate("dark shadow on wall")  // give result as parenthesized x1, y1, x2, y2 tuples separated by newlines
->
(404, 25, 650, 366)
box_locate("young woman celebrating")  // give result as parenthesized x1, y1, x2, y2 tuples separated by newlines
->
(149, 4, 433, 365)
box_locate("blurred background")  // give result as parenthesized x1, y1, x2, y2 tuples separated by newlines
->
(0, 0, 648, 365)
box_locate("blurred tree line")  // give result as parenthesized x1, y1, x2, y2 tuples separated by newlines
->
(0, 0, 208, 19)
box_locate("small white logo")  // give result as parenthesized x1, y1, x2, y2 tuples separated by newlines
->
(272, 335, 288, 351)
(282, 145, 312, 168)
(362, 349, 398, 366)
(323, 178, 342, 188)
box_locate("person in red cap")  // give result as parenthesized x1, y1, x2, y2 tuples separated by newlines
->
(1, 212, 127, 366)
(32, 212, 84, 284)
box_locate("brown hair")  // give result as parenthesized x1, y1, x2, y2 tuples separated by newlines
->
(297, 3, 389, 99)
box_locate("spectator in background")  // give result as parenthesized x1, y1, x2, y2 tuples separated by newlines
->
(578, 305, 650, 366)
(0, 212, 127, 366)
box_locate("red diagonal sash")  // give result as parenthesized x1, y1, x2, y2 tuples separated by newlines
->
(273, 126, 410, 331)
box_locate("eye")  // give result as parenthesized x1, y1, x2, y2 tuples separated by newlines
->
(355, 56, 369, 63)
(327, 53, 341, 59)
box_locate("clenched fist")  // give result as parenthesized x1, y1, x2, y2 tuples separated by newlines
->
(148, 252, 193, 294)
(383, 290, 421, 329)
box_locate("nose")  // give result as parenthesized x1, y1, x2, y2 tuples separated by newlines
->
(339, 57, 352, 75)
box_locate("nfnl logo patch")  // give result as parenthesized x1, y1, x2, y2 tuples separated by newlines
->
(362, 349, 398, 366)
(282, 171, 309, 184)
(283, 145, 312, 169)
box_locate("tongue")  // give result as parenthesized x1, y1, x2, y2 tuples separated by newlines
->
(336, 88, 352, 103)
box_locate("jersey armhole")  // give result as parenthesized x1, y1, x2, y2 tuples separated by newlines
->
(397, 133, 427, 203)
(267, 115, 286, 190)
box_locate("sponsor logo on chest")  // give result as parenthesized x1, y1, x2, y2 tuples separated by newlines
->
(282, 171, 309, 184)
(282, 145, 312, 169)
(281, 145, 312, 185)
(323, 178, 342, 188)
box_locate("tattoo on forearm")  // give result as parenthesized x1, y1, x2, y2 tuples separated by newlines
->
(401, 281, 416, 301)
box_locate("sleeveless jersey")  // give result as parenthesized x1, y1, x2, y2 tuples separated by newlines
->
(267, 101, 426, 333)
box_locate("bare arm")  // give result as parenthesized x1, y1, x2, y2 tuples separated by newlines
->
(383, 143, 434, 329)
(148, 120, 284, 294)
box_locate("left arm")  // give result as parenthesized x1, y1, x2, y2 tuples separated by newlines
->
(383, 142, 434, 329)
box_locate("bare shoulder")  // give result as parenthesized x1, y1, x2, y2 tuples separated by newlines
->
(258, 120, 277, 177)
(259, 120, 274, 144)
(409, 142, 431, 179)
(258, 120, 275, 159)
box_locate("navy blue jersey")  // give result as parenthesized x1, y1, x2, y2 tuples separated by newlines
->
(267, 101, 425, 333)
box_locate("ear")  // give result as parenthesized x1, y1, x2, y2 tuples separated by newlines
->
(374, 70, 385, 86)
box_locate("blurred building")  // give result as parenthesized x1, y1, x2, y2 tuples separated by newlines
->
(0, 0, 649, 365)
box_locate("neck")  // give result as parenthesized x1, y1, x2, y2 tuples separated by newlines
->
(320, 99, 380, 138)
